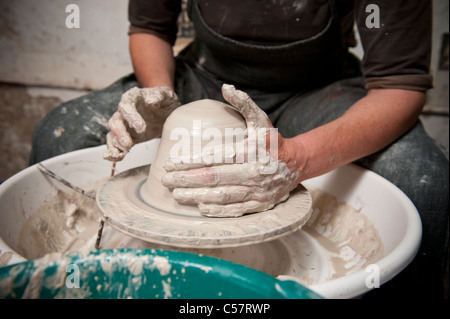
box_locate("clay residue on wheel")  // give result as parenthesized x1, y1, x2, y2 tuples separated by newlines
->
(15, 181, 383, 286)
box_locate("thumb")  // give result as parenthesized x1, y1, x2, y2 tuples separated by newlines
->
(221, 84, 272, 130)
(118, 87, 147, 134)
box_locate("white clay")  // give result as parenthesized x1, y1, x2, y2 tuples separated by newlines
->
(147, 85, 301, 218)
(141, 98, 248, 216)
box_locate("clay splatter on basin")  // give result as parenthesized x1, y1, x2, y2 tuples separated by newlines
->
(13, 178, 383, 287)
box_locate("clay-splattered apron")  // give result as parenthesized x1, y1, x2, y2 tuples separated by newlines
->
(182, 0, 349, 92)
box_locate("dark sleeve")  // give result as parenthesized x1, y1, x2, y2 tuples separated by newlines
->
(128, 0, 182, 46)
(354, 0, 433, 92)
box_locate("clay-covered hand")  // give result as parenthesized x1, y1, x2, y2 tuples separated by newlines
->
(161, 84, 301, 217)
(104, 86, 180, 161)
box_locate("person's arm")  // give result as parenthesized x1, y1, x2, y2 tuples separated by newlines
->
(283, 0, 430, 178)
(104, 33, 180, 162)
(129, 33, 176, 90)
(282, 88, 425, 181)
(160, 86, 425, 217)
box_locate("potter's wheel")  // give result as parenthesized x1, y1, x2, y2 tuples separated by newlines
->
(96, 165, 312, 248)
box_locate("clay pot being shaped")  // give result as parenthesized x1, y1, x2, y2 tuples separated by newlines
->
(141, 99, 247, 216)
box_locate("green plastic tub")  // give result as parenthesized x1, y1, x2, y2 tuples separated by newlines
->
(0, 248, 321, 299)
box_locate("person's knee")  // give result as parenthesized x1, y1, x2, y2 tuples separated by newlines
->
(30, 100, 109, 164)
(29, 74, 138, 165)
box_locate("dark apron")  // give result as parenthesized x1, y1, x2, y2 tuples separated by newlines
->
(181, 0, 349, 92)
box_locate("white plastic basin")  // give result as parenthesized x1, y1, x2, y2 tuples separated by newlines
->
(0, 139, 422, 298)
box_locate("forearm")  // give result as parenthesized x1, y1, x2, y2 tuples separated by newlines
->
(287, 89, 425, 181)
(129, 33, 176, 89)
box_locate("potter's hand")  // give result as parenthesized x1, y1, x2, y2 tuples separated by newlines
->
(104, 86, 180, 161)
(161, 84, 301, 217)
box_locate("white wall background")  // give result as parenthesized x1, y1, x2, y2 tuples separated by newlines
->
(0, 0, 133, 90)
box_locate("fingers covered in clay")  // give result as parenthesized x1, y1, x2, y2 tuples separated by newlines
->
(104, 132, 127, 161)
(162, 159, 299, 217)
(141, 86, 179, 109)
(162, 163, 266, 188)
(163, 128, 278, 172)
(222, 84, 272, 129)
(172, 183, 290, 217)
(118, 86, 180, 133)
(172, 185, 286, 205)
(109, 111, 133, 149)
(198, 195, 288, 217)
(117, 87, 147, 134)
(164, 140, 243, 172)
(104, 86, 180, 162)
(103, 111, 132, 161)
